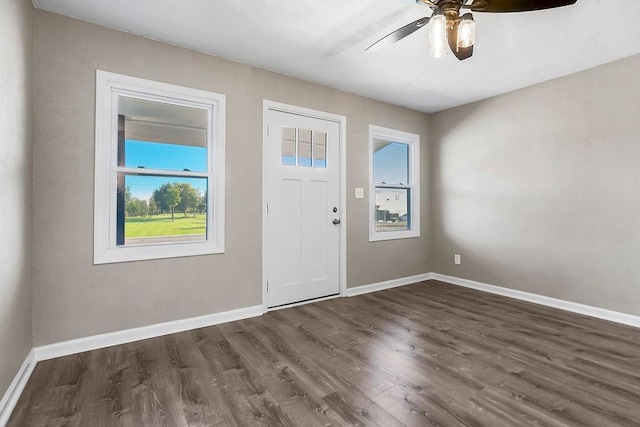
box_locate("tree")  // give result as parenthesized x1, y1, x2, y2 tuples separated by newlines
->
(152, 188, 166, 213)
(125, 198, 138, 217)
(148, 198, 159, 216)
(198, 191, 207, 215)
(125, 197, 148, 217)
(176, 183, 200, 217)
(166, 185, 180, 221)
(124, 186, 149, 217)
(153, 183, 181, 221)
(137, 199, 149, 217)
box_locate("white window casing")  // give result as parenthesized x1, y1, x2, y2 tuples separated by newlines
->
(369, 125, 420, 242)
(94, 70, 226, 264)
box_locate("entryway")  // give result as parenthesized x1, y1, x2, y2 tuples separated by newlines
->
(263, 102, 345, 308)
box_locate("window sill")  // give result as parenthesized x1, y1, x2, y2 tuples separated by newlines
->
(369, 230, 420, 242)
(94, 242, 224, 264)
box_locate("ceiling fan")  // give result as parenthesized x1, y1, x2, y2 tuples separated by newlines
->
(366, 0, 578, 60)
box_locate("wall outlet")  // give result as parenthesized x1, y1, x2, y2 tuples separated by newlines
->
(355, 188, 364, 199)
(454, 254, 461, 265)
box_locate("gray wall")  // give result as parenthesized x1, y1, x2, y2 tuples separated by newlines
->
(32, 11, 431, 346)
(0, 0, 33, 398)
(430, 54, 640, 316)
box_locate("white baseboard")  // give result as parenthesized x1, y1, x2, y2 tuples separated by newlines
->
(34, 305, 263, 362)
(432, 273, 640, 329)
(345, 271, 640, 329)
(0, 349, 36, 426)
(346, 273, 433, 297)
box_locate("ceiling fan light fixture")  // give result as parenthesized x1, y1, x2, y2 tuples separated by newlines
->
(428, 14, 447, 58)
(368, 0, 577, 60)
(457, 13, 476, 49)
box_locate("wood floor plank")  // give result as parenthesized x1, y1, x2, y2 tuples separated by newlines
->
(128, 338, 188, 427)
(166, 331, 238, 426)
(77, 346, 134, 426)
(9, 280, 640, 426)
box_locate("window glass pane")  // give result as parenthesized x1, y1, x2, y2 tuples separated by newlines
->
(119, 96, 207, 172)
(373, 140, 409, 185)
(313, 131, 327, 168)
(281, 126, 296, 166)
(124, 140, 207, 172)
(120, 174, 208, 246)
(298, 129, 312, 167)
(375, 187, 409, 232)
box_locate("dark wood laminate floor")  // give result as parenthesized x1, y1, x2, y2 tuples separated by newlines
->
(9, 280, 640, 426)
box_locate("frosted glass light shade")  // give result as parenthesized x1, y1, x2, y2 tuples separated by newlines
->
(457, 15, 476, 48)
(429, 14, 447, 58)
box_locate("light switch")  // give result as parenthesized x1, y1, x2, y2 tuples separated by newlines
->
(355, 188, 364, 199)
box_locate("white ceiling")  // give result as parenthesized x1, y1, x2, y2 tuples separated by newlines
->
(32, 0, 640, 113)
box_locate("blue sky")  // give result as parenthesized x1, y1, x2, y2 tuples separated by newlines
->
(374, 142, 409, 185)
(125, 140, 207, 200)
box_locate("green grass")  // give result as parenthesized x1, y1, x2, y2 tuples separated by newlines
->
(125, 213, 206, 238)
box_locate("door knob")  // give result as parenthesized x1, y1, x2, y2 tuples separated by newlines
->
(332, 219, 341, 225)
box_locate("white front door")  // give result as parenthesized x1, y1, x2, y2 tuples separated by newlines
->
(265, 108, 341, 308)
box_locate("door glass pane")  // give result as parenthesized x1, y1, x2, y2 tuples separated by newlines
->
(375, 187, 409, 232)
(298, 129, 312, 167)
(281, 126, 296, 166)
(119, 174, 208, 246)
(119, 96, 208, 172)
(373, 140, 409, 185)
(313, 131, 327, 168)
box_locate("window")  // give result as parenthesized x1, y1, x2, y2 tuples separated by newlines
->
(369, 125, 420, 241)
(281, 127, 327, 168)
(94, 71, 225, 264)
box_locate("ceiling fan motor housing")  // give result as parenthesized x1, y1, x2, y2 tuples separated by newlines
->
(440, 1, 464, 20)
(418, 0, 465, 22)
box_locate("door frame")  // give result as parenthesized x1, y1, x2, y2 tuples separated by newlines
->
(262, 100, 347, 313)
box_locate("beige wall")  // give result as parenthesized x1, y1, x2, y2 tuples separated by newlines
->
(0, 0, 33, 398)
(430, 54, 640, 316)
(32, 11, 431, 346)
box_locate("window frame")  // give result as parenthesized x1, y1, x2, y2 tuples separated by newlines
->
(94, 70, 226, 264)
(369, 125, 420, 242)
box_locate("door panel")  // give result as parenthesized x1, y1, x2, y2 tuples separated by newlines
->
(266, 109, 340, 307)
(279, 178, 302, 287)
(306, 180, 329, 282)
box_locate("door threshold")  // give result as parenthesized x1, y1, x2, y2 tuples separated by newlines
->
(267, 293, 341, 312)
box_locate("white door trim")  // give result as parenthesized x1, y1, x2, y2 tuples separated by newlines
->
(262, 100, 347, 313)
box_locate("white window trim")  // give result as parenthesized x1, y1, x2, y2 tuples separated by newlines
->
(94, 70, 226, 264)
(369, 125, 420, 242)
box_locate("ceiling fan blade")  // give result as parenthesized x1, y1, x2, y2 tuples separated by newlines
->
(469, 0, 577, 13)
(366, 16, 430, 52)
(446, 19, 474, 61)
